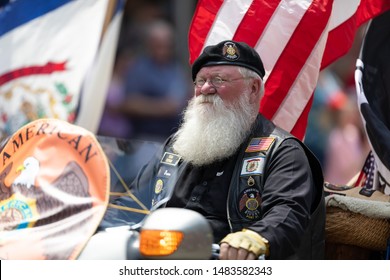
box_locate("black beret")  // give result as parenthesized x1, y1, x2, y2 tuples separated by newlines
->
(191, 40, 265, 80)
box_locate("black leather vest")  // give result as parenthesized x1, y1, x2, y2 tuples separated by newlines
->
(151, 115, 325, 259)
(226, 115, 325, 259)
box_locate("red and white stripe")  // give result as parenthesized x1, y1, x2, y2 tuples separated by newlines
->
(189, 0, 390, 139)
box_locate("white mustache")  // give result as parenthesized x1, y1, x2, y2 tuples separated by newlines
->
(194, 94, 220, 104)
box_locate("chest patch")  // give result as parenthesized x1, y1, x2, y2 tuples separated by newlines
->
(238, 188, 262, 220)
(154, 178, 164, 194)
(160, 152, 181, 166)
(245, 137, 275, 153)
(240, 156, 265, 176)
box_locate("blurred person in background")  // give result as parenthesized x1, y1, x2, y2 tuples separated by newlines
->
(323, 92, 370, 185)
(305, 25, 368, 184)
(98, 48, 134, 138)
(119, 19, 191, 142)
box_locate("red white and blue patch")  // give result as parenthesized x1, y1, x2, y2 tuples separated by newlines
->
(245, 137, 275, 153)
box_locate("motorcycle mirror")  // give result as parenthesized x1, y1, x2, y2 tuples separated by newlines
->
(139, 208, 213, 260)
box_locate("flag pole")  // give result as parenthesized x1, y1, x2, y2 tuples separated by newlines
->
(101, 0, 118, 41)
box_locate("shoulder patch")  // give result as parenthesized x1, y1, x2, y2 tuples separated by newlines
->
(238, 188, 262, 220)
(245, 137, 275, 153)
(241, 156, 265, 176)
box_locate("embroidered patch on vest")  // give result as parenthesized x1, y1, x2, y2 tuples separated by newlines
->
(245, 137, 275, 153)
(154, 179, 164, 194)
(241, 156, 265, 176)
(247, 176, 255, 186)
(160, 152, 181, 166)
(238, 188, 262, 220)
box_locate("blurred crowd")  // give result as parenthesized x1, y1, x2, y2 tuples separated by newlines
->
(98, 0, 193, 143)
(98, 0, 370, 186)
(304, 25, 371, 186)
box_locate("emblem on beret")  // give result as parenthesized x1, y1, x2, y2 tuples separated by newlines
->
(238, 188, 262, 220)
(222, 42, 239, 60)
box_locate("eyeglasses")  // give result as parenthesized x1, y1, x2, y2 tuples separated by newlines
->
(193, 76, 249, 88)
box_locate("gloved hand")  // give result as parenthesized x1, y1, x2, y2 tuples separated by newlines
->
(219, 229, 269, 259)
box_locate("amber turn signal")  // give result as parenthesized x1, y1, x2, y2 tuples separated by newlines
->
(139, 230, 184, 256)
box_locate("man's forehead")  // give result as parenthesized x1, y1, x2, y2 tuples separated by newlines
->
(197, 65, 239, 76)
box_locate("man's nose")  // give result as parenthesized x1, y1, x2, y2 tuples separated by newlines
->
(196, 81, 217, 96)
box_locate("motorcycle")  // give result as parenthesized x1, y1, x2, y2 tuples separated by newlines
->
(78, 135, 215, 260)
(78, 207, 214, 260)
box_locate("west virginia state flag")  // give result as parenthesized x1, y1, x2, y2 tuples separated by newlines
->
(0, 0, 124, 139)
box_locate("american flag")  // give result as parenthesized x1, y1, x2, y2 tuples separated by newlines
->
(245, 137, 275, 153)
(188, 0, 390, 140)
(354, 151, 375, 190)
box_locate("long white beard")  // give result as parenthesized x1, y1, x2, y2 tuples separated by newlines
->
(172, 92, 258, 166)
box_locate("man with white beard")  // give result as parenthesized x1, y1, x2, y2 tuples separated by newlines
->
(172, 72, 257, 166)
(107, 40, 325, 260)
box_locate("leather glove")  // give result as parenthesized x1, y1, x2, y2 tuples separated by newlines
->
(220, 229, 269, 257)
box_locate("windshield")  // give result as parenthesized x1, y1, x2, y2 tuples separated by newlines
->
(97, 135, 162, 230)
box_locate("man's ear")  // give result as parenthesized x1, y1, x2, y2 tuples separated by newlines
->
(249, 79, 261, 104)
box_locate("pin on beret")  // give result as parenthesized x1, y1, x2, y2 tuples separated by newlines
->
(191, 40, 265, 80)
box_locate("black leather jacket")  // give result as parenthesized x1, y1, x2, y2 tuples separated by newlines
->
(115, 114, 325, 259)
